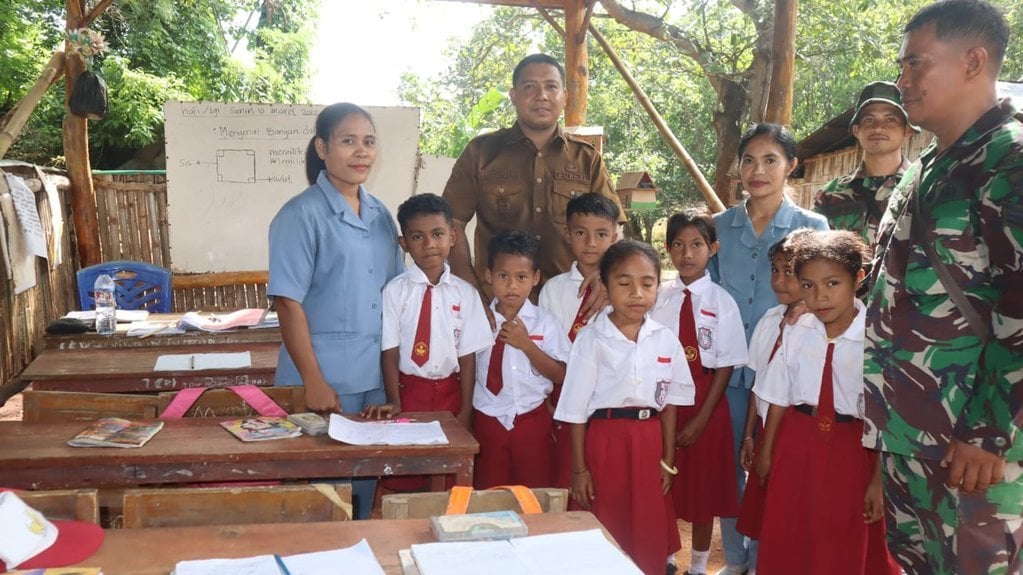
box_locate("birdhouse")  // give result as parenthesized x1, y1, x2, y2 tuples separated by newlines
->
(616, 171, 658, 212)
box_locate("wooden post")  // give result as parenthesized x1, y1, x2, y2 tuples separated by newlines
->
(564, 0, 589, 126)
(588, 25, 724, 213)
(64, 0, 102, 266)
(765, 0, 797, 125)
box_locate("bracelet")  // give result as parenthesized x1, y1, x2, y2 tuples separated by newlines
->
(572, 469, 589, 474)
(660, 459, 679, 476)
(742, 436, 755, 442)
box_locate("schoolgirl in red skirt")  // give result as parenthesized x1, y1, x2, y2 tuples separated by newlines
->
(752, 231, 899, 575)
(652, 209, 748, 575)
(736, 230, 809, 540)
(554, 241, 694, 575)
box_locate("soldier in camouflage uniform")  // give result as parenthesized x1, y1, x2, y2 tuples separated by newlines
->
(863, 1, 1023, 574)
(814, 81, 918, 246)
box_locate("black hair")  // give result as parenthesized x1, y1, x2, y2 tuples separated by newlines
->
(488, 230, 539, 270)
(768, 227, 816, 261)
(512, 54, 566, 87)
(397, 193, 453, 233)
(304, 103, 375, 185)
(666, 206, 717, 246)
(792, 230, 871, 279)
(906, 0, 1009, 71)
(566, 192, 621, 226)
(599, 240, 661, 285)
(737, 123, 798, 163)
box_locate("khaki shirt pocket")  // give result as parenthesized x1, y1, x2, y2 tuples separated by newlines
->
(550, 181, 582, 227)
(481, 181, 526, 223)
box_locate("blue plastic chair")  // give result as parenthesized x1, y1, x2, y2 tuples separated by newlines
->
(76, 260, 173, 313)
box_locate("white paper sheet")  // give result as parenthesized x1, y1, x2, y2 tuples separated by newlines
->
(4, 174, 47, 259)
(410, 541, 527, 575)
(66, 309, 151, 322)
(172, 539, 386, 575)
(0, 180, 36, 294)
(126, 320, 186, 337)
(154, 352, 252, 371)
(509, 529, 643, 575)
(328, 414, 449, 446)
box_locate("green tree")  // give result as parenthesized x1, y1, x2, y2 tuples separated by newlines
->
(3, 0, 318, 168)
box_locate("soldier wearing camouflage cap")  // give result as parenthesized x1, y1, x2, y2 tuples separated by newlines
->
(863, 0, 1023, 573)
(813, 81, 919, 246)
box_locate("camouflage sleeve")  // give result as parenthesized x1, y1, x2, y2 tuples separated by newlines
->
(812, 178, 837, 216)
(953, 160, 1023, 460)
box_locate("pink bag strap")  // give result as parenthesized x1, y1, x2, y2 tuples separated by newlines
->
(160, 385, 287, 419)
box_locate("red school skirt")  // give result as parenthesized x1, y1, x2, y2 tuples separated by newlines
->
(736, 423, 765, 539)
(671, 368, 739, 523)
(587, 415, 681, 575)
(757, 407, 898, 575)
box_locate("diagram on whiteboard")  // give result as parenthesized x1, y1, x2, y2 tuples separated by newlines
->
(216, 149, 256, 183)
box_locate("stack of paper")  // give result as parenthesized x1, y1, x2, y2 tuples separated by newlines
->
(173, 539, 385, 575)
(406, 530, 642, 575)
(65, 309, 150, 323)
(327, 414, 449, 446)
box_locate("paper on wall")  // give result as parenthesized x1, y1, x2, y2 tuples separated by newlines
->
(0, 178, 36, 294)
(4, 174, 47, 259)
(34, 165, 64, 266)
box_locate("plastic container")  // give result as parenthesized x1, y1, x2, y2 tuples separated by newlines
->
(94, 274, 117, 335)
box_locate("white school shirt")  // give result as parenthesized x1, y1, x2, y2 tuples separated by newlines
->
(473, 300, 571, 430)
(753, 300, 866, 418)
(651, 272, 749, 369)
(381, 262, 493, 379)
(538, 261, 586, 337)
(747, 304, 788, 420)
(553, 313, 696, 424)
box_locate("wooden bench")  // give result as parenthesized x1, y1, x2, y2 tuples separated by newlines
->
(122, 484, 352, 528)
(156, 386, 306, 418)
(15, 488, 100, 523)
(22, 390, 159, 423)
(381, 487, 569, 519)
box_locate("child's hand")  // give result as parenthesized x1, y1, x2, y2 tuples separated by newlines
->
(661, 467, 674, 495)
(570, 469, 595, 509)
(863, 471, 885, 524)
(456, 409, 473, 431)
(499, 317, 531, 350)
(676, 417, 706, 447)
(545, 397, 556, 415)
(754, 449, 772, 488)
(361, 402, 400, 420)
(740, 437, 755, 471)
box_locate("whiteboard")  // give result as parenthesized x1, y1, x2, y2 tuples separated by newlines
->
(164, 101, 420, 272)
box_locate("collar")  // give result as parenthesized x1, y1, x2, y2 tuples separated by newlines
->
(839, 155, 912, 185)
(673, 271, 713, 294)
(490, 297, 539, 324)
(569, 261, 587, 282)
(593, 311, 664, 342)
(316, 171, 379, 227)
(406, 262, 452, 287)
(733, 195, 799, 229)
(950, 98, 1019, 151)
(506, 122, 567, 148)
(796, 298, 866, 343)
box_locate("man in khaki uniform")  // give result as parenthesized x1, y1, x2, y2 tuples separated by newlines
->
(443, 53, 623, 302)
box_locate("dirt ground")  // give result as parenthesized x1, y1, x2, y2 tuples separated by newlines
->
(0, 390, 726, 573)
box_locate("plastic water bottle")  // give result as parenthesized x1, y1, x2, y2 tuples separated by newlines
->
(93, 274, 117, 335)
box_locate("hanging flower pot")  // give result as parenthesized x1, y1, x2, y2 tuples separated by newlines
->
(69, 70, 108, 120)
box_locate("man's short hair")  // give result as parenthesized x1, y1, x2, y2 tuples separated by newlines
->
(512, 54, 566, 87)
(396, 193, 453, 233)
(905, 0, 1009, 71)
(566, 193, 621, 226)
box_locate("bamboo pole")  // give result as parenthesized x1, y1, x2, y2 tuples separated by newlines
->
(0, 52, 66, 160)
(587, 24, 724, 212)
(765, 0, 797, 125)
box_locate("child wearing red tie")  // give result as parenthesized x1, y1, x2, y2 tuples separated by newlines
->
(539, 192, 620, 489)
(652, 208, 748, 575)
(473, 231, 570, 488)
(753, 230, 899, 574)
(555, 240, 695, 575)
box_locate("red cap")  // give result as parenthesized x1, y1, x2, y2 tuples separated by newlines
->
(0, 489, 105, 573)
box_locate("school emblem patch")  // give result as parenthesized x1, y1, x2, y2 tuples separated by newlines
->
(817, 415, 833, 433)
(655, 379, 670, 407)
(684, 345, 698, 363)
(414, 341, 428, 358)
(698, 326, 712, 350)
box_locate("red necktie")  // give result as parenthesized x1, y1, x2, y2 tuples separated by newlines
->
(486, 338, 505, 395)
(817, 342, 836, 432)
(411, 285, 432, 367)
(568, 284, 592, 342)
(679, 289, 702, 376)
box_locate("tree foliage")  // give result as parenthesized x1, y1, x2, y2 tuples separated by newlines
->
(3, 0, 318, 168)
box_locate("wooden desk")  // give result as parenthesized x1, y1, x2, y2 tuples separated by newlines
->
(78, 512, 607, 575)
(44, 313, 281, 351)
(20, 343, 279, 393)
(0, 412, 477, 490)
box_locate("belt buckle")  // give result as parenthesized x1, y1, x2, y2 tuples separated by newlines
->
(637, 409, 651, 420)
